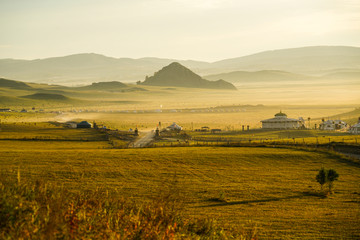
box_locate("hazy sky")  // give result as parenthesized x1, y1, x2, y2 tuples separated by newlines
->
(1, 0, 359, 61)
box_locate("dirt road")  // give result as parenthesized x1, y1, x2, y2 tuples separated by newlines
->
(131, 130, 155, 148)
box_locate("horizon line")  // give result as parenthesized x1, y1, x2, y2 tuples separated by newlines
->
(1, 45, 359, 63)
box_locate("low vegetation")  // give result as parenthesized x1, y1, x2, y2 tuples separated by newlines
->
(1, 177, 253, 239)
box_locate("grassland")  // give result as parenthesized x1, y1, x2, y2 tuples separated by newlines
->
(52, 105, 358, 130)
(187, 129, 359, 145)
(1, 124, 360, 239)
(1, 103, 360, 239)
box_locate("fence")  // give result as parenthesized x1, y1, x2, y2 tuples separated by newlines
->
(148, 136, 360, 149)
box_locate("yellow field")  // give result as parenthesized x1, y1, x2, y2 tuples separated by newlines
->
(54, 105, 358, 130)
(1, 135, 360, 239)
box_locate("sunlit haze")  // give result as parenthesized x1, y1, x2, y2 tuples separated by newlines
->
(1, 0, 359, 61)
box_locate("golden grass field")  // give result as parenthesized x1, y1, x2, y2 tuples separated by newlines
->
(1, 102, 360, 239)
(1, 120, 360, 239)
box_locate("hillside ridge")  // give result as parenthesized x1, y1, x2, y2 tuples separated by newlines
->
(140, 62, 237, 90)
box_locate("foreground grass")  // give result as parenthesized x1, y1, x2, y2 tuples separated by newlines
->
(1, 178, 253, 239)
(1, 141, 360, 239)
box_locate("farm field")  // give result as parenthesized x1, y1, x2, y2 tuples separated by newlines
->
(1, 132, 360, 239)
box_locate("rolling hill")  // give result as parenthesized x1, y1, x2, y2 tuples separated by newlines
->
(140, 62, 237, 90)
(320, 71, 360, 80)
(79, 81, 128, 90)
(325, 108, 360, 125)
(0, 46, 359, 85)
(77, 81, 148, 92)
(21, 93, 70, 101)
(212, 46, 360, 74)
(204, 70, 314, 84)
(0, 78, 32, 89)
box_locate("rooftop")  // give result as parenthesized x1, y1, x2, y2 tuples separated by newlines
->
(275, 111, 287, 117)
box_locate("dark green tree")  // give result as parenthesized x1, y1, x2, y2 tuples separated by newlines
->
(316, 168, 327, 191)
(327, 169, 339, 193)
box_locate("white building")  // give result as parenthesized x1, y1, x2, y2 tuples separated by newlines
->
(167, 122, 182, 131)
(349, 118, 360, 134)
(319, 120, 348, 131)
(261, 112, 304, 129)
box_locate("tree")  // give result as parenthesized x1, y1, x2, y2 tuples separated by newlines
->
(316, 168, 339, 194)
(327, 169, 339, 193)
(316, 168, 327, 191)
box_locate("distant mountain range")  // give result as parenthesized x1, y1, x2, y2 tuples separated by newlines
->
(204, 70, 313, 84)
(140, 62, 236, 90)
(0, 46, 359, 85)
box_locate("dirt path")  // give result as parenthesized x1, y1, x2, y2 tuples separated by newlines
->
(131, 130, 155, 148)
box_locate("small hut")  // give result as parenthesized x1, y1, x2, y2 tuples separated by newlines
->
(319, 120, 347, 131)
(167, 122, 182, 131)
(349, 117, 360, 134)
(77, 121, 92, 128)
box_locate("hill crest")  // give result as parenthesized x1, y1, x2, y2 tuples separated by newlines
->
(0, 78, 32, 89)
(21, 93, 69, 101)
(141, 62, 237, 90)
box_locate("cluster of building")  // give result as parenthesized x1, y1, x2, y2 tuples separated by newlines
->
(260, 111, 360, 134)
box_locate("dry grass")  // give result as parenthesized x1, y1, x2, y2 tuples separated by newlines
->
(1, 177, 254, 239)
(1, 139, 360, 239)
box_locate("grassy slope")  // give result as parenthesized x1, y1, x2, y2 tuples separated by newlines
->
(1, 136, 359, 239)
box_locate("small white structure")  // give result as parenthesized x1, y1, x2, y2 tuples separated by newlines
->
(66, 121, 78, 129)
(261, 112, 304, 129)
(319, 120, 348, 131)
(349, 118, 360, 134)
(167, 122, 182, 131)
